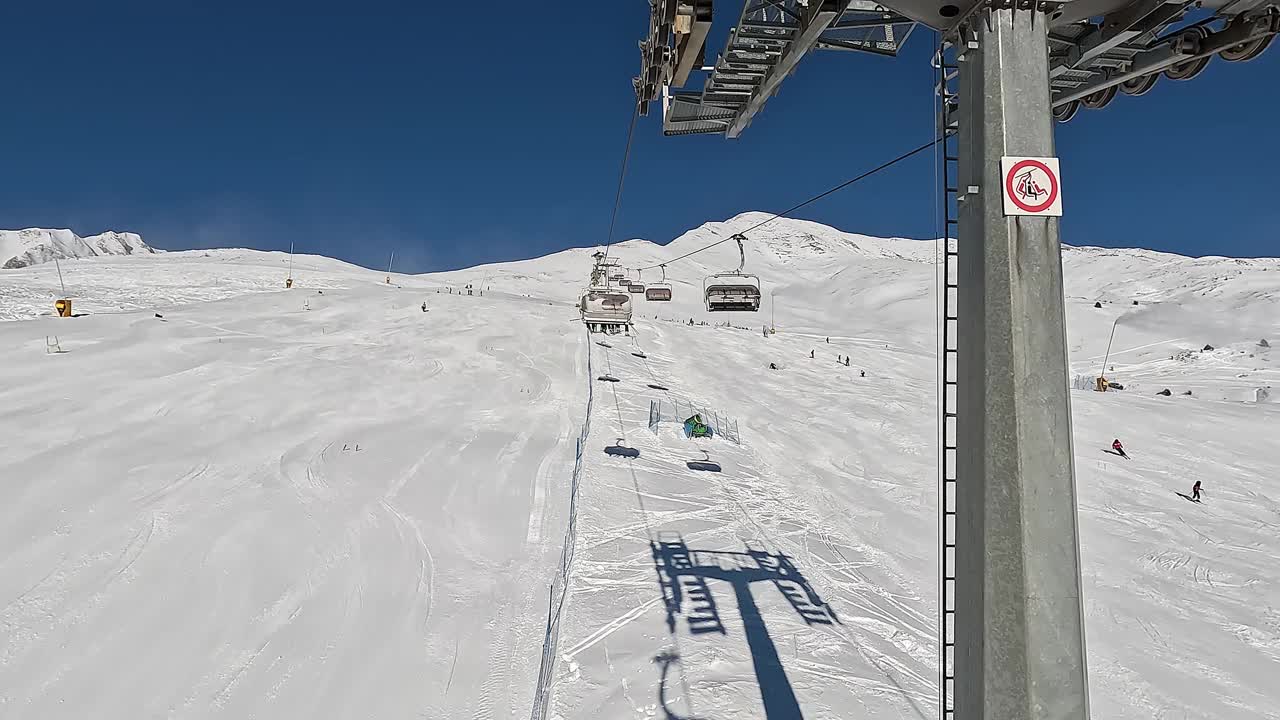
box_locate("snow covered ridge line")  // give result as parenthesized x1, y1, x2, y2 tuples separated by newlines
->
(668, 212, 1280, 267)
(1063, 243, 1280, 264)
(0, 228, 159, 269)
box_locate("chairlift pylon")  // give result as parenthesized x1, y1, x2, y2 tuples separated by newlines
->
(704, 234, 761, 312)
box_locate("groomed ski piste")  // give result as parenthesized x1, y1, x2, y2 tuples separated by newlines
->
(1, 213, 1277, 719)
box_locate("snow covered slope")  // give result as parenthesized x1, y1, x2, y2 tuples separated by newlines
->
(0, 215, 1277, 720)
(0, 248, 360, 322)
(1, 268, 586, 719)
(1, 228, 158, 269)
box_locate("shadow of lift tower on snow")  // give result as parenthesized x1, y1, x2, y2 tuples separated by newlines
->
(650, 532, 840, 720)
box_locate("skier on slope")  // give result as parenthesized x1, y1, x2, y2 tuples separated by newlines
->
(810, 349, 815, 359)
(1112, 438, 1128, 459)
(1192, 480, 1202, 502)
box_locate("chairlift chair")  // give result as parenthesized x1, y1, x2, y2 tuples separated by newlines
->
(646, 265, 673, 301)
(579, 286, 633, 333)
(705, 235, 761, 312)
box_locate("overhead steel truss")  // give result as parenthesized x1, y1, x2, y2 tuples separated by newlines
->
(1046, 2, 1278, 120)
(636, 0, 1278, 134)
(636, 0, 917, 137)
(636, 0, 716, 119)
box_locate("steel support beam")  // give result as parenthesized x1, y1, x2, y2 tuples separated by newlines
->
(673, 0, 715, 86)
(953, 7, 1091, 720)
(1053, 10, 1280, 105)
(726, 0, 851, 138)
(1063, 0, 1186, 70)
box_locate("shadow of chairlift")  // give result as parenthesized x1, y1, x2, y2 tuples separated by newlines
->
(632, 351, 647, 359)
(647, 384, 669, 391)
(597, 374, 620, 383)
(649, 532, 838, 720)
(605, 440, 640, 458)
(596, 341, 613, 348)
(686, 450, 721, 473)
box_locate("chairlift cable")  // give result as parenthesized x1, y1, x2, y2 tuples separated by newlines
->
(602, 103, 642, 262)
(637, 136, 942, 271)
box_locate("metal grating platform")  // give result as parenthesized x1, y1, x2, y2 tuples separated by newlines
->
(638, 0, 917, 138)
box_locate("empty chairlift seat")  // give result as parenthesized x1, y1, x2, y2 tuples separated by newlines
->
(704, 234, 761, 312)
(647, 265, 674, 301)
(628, 283, 646, 294)
(704, 273, 761, 312)
(646, 282, 672, 301)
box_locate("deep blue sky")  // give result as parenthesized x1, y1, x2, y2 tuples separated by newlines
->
(2, 2, 1276, 271)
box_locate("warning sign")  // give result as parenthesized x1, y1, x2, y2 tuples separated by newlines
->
(1001, 156, 1062, 217)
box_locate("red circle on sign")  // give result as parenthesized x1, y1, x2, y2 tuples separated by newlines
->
(1004, 159, 1059, 213)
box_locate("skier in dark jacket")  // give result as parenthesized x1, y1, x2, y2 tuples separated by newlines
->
(1192, 480, 1202, 502)
(1112, 438, 1128, 459)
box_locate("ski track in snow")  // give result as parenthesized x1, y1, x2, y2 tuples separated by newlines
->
(0, 261, 586, 719)
(1, 232, 1279, 719)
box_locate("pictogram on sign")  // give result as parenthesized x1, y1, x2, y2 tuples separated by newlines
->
(1001, 156, 1062, 217)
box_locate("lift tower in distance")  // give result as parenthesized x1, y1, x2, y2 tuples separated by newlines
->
(634, 2, 1277, 720)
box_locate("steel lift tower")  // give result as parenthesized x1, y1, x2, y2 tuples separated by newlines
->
(634, 2, 1276, 719)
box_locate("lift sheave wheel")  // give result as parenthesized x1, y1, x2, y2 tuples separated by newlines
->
(1165, 27, 1213, 81)
(1052, 99, 1081, 122)
(1119, 73, 1159, 96)
(1219, 32, 1274, 62)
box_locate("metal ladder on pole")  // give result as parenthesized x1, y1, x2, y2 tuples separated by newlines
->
(936, 34, 961, 720)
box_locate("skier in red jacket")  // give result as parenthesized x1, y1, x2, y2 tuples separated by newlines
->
(1112, 438, 1128, 459)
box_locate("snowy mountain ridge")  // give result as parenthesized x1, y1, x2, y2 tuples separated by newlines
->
(642, 212, 1280, 270)
(0, 227, 159, 269)
(439, 214, 1278, 328)
(3, 214, 1276, 335)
